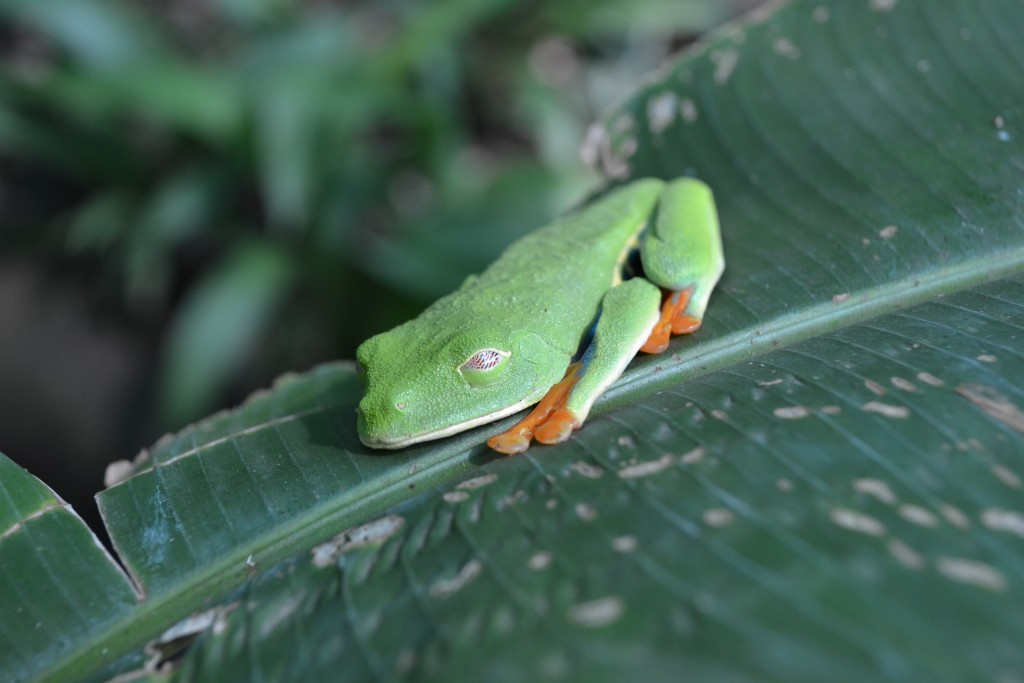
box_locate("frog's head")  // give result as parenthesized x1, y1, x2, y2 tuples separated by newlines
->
(356, 323, 568, 449)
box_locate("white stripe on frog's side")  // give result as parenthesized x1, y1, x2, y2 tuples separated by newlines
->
(359, 397, 538, 449)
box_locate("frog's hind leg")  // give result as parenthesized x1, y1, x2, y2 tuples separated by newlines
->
(487, 278, 662, 454)
(639, 177, 724, 354)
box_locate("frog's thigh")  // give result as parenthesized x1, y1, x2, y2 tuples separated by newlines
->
(563, 278, 662, 423)
(641, 177, 725, 320)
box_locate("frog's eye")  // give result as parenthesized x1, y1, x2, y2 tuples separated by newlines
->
(459, 348, 510, 387)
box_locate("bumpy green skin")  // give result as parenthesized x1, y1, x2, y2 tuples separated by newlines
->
(643, 178, 724, 318)
(356, 177, 722, 449)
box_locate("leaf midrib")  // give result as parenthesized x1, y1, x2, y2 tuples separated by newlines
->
(600, 247, 1024, 412)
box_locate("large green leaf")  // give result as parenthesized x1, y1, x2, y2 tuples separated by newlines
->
(2, 0, 1023, 681)
(120, 278, 1024, 683)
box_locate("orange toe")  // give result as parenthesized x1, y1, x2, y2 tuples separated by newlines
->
(487, 431, 532, 455)
(534, 408, 580, 444)
(672, 313, 701, 334)
(642, 288, 698, 354)
(640, 321, 671, 354)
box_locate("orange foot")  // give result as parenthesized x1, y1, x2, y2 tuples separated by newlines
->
(487, 363, 582, 455)
(640, 287, 701, 354)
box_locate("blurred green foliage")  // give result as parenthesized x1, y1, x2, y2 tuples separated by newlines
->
(0, 0, 754, 431)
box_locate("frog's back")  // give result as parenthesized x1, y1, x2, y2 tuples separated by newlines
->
(422, 179, 665, 355)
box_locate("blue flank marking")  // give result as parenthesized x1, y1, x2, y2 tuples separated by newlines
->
(569, 321, 598, 368)
(572, 318, 598, 365)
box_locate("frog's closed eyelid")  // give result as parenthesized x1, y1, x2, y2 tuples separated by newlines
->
(461, 349, 509, 371)
(459, 349, 511, 388)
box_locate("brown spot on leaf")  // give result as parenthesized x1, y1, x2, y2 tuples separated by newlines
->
(956, 383, 1024, 434)
(774, 406, 811, 419)
(862, 401, 910, 418)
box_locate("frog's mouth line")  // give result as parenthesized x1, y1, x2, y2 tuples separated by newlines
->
(358, 397, 537, 450)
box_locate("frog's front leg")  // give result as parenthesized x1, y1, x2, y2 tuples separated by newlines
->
(488, 278, 662, 454)
(639, 177, 724, 354)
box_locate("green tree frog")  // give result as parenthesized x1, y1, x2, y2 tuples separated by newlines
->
(356, 177, 724, 454)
